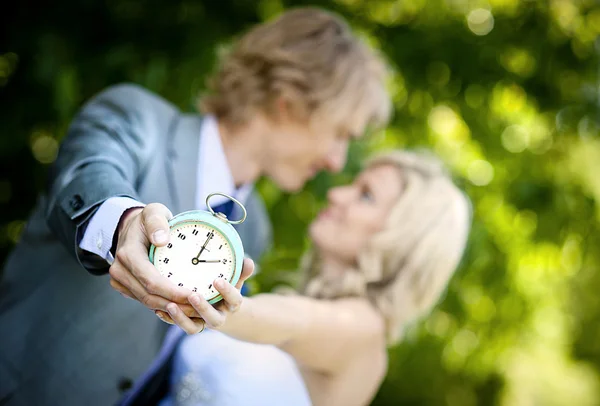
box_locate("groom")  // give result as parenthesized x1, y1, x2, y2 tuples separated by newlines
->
(0, 7, 391, 406)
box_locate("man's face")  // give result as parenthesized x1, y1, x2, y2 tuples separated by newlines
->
(262, 114, 359, 192)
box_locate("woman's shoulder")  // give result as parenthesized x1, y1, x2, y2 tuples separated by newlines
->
(328, 297, 386, 344)
(279, 296, 387, 374)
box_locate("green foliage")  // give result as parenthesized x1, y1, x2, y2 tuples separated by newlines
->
(2, 0, 600, 404)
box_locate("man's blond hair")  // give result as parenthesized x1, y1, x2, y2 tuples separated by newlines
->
(199, 7, 391, 136)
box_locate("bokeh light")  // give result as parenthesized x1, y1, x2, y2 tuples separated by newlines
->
(30, 130, 59, 164)
(467, 8, 495, 36)
(501, 125, 529, 153)
(467, 159, 494, 186)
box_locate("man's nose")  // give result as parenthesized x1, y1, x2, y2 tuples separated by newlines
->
(323, 140, 349, 173)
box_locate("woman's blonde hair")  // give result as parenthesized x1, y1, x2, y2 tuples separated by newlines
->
(298, 150, 472, 345)
(199, 7, 391, 136)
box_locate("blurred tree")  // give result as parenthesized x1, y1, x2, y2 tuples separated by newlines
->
(2, 0, 600, 404)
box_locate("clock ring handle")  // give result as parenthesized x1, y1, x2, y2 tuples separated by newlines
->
(206, 192, 247, 225)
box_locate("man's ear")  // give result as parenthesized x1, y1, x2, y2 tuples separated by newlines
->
(275, 96, 291, 120)
(274, 95, 308, 124)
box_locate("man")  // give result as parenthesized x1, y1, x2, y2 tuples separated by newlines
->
(0, 7, 391, 406)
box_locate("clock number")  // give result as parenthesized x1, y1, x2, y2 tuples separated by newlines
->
(192, 287, 197, 292)
(167, 243, 173, 248)
(167, 272, 172, 278)
(218, 273, 224, 278)
(222, 259, 228, 264)
(178, 283, 183, 287)
(219, 245, 223, 250)
(208, 283, 212, 289)
(178, 233, 186, 240)
(192, 229, 199, 236)
(163, 258, 170, 264)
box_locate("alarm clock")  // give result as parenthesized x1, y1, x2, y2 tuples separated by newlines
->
(149, 193, 246, 304)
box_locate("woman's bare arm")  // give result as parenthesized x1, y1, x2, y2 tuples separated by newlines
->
(216, 292, 387, 373)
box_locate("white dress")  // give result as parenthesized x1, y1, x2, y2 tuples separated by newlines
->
(159, 329, 313, 406)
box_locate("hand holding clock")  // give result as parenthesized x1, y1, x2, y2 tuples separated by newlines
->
(108, 202, 254, 334)
(155, 256, 255, 334)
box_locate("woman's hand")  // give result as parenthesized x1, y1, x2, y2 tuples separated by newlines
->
(154, 257, 255, 334)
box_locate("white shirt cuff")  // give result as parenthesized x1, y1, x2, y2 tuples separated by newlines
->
(79, 196, 146, 264)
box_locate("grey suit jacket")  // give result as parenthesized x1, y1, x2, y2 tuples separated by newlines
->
(0, 84, 272, 406)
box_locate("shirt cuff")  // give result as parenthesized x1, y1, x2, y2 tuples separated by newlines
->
(79, 196, 146, 264)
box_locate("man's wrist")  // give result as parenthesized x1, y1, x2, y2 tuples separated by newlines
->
(110, 206, 144, 257)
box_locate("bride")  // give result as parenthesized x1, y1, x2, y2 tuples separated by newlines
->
(157, 149, 472, 406)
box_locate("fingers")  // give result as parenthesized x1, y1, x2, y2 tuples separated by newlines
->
(188, 292, 226, 329)
(156, 310, 205, 328)
(215, 278, 243, 313)
(109, 277, 135, 300)
(113, 239, 191, 304)
(140, 203, 173, 247)
(155, 310, 175, 324)
(178, 304, 203, 318)
(109, 260, 163, 309)
(235, 257, 255, 290)
(111, 271, 201, 321)
(109, 261, 196, 314)
(166, 303, 206, 334)
(110, 275, 200, 318)
(187, 277, 243, 330)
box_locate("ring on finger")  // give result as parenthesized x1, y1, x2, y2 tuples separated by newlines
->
(198, 319, 206, 334)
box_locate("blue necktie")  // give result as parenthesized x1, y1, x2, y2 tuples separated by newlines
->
(213, 199, 235, 219)
(119, 199, 244, 405)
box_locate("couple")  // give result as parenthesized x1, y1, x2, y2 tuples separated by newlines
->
(0, 7, 470, 406)
(148, 149, 471, 406)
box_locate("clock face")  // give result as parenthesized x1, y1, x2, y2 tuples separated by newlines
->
(152, 220, 236, 301)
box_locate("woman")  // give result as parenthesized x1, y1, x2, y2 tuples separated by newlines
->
(158, 149, 472, 406)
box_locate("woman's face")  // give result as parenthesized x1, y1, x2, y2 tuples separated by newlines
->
(309, 163, 403, 264)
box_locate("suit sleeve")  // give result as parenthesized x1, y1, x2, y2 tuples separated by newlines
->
(79, 196, 146, 262)
(45, 83, 177, 275)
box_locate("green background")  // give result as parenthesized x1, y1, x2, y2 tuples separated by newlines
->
(2, 0, 600, 404)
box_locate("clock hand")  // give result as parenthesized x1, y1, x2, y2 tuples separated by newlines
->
(192, 233, 214, 265)
(196, 234, 213, 258)
(196, 259, 221, 263)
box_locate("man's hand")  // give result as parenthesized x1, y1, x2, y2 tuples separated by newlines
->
(108, 203, 203, 323)
(155, 257, 255, 334)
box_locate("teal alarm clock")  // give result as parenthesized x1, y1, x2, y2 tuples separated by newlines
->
(149, 193, 246, 304)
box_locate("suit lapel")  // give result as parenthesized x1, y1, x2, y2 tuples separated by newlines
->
(167, 113, 203, 214)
